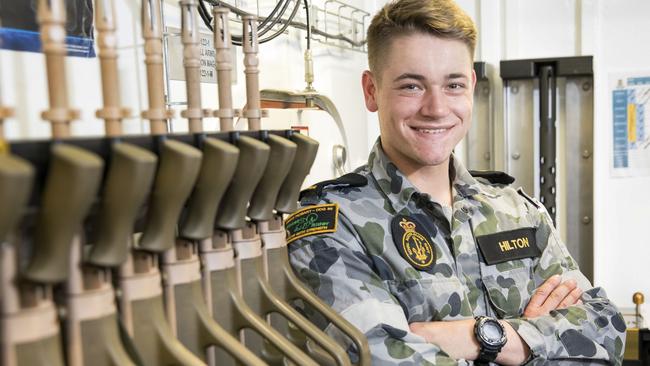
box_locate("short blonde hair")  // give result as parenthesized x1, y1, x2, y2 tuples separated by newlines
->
(367, 0, 477, 76)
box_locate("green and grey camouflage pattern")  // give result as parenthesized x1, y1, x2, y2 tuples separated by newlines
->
(288, 141, 625, 365)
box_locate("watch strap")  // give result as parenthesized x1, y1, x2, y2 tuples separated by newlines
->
(474, 316, 506, 364)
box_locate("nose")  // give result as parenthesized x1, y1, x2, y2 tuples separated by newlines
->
(420, 87, 450, 119)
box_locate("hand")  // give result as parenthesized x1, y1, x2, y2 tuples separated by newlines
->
(524, 274, 583, 318)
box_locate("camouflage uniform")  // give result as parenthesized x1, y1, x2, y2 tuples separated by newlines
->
(288, 141, 626, 365)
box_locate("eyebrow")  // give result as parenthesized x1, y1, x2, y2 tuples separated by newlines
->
(447, 73, 468, 80)
(392, 72, 469, 83)
(393, 73, 426, 82)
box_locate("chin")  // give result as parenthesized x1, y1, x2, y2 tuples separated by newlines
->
(412, 153, 451, 167)
(416, 146, 452, 161)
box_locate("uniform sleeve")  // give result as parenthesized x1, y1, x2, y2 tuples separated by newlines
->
(289, 210, 469, 366)
(504, 204, 626, 365)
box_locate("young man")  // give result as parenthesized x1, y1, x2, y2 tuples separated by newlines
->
(287, 0, 626, 364)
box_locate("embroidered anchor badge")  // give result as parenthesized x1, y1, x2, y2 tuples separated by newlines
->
(398, 218, 435, 269)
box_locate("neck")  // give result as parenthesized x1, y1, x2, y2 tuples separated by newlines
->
(383, 148, 453, 207)
(408, 161, 453, 207)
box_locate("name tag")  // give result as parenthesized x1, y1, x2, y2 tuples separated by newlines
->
(475, 228, 540, 265)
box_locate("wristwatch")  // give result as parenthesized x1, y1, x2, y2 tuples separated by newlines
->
(474, 316, 507, 365)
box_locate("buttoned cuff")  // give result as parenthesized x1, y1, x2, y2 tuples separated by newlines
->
(503, 318, 546, 361)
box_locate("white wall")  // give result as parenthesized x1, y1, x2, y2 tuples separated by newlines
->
(455, 0, 650, 320)
(591, 0, 650, 321)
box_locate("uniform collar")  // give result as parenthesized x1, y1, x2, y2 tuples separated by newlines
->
(451, 157, 482, 199)
(368, 141, 419, 214)
(367, 140, 487, 214)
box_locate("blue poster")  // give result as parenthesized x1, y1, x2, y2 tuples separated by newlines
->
(611, 75, 650, 177)
(0, 0, 95, 57)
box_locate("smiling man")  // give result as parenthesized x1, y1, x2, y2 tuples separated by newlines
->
(287, 0, 626, 364)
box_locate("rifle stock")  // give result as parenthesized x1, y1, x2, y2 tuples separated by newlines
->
(137, 139, 202, 253)
(89, 143, 157, 267)
(214, 135, 270, 230)
(275, 133, 319, 213)
(24, 144, 103, 283)
(248, 135, 297, 221)
(0, 155, 37, 366)
(180, 138, 238, 241)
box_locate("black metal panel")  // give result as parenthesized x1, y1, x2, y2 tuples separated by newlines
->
(474, 61, 488, 81)
(623, 328, 650, 366)
(500, 56, 592, 80)
(538, 66, 557, 223)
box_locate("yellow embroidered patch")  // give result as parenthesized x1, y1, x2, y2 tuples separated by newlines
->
(285, 203, 339, 244)
(391, 215, 436, 271)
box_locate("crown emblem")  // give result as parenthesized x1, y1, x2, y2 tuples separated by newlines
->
(399, 218, 416, 232)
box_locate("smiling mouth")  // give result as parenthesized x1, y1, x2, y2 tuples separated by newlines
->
(410, 126, 452, 134)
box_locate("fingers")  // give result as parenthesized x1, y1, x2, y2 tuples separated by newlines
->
(409, 322, 433, 343)
(524, 275, 583, 318)
(524, 275, 561, 317)
(558, 286, 583, 308)
(541, 278, 577, 311)
(527, 274, 561, 308)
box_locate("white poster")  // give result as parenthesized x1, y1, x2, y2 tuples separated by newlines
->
(610, 74, 650, 177)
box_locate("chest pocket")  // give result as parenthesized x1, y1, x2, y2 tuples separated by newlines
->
(482, 264, 534, 318)
(386, 276, 471, 323)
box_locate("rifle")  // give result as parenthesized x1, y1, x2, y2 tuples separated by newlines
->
(60, 0, 160, 364)
(204, 8, 317, 366)
(4, 1, 104, 364)
(262, 132, 372, 366)
(116, 0, 205, 364)
(0, 99, 38, 366)
(161, 1, 265, 364)
(237, 15, 354, 366)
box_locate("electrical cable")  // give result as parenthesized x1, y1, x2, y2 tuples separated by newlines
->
(196, 0, 362, 48)
(256, 0, 301, 44)
(199, 0, 291, 44)
(303, 0, 310, 50)
(230, 0, 295, 45)
(257, 0, 289, 35)
(197, 0, 214, 31)
(232, 0, 291, 42)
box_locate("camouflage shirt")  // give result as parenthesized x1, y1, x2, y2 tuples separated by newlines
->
(288, 141, 626, 365)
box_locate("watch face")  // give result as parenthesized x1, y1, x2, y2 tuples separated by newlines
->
(479, 319, 506, 346)
(483, 321, 502, 342)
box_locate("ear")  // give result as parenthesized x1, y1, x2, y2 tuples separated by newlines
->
(471, 68, 477, 90)
(362, 70, 379, 112)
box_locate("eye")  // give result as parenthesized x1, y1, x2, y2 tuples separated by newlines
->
(447, 82, 466, 90)
(399, 83, 422, 91)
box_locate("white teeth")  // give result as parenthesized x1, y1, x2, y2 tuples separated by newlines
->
(414, 127, 448, 134)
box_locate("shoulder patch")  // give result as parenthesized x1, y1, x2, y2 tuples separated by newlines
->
(299, 173, 368, 204)
(469, 170, 515, 185)
(285, 203, 339, 244)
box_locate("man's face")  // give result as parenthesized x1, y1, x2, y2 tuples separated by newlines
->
(362, 32, 476, 171)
